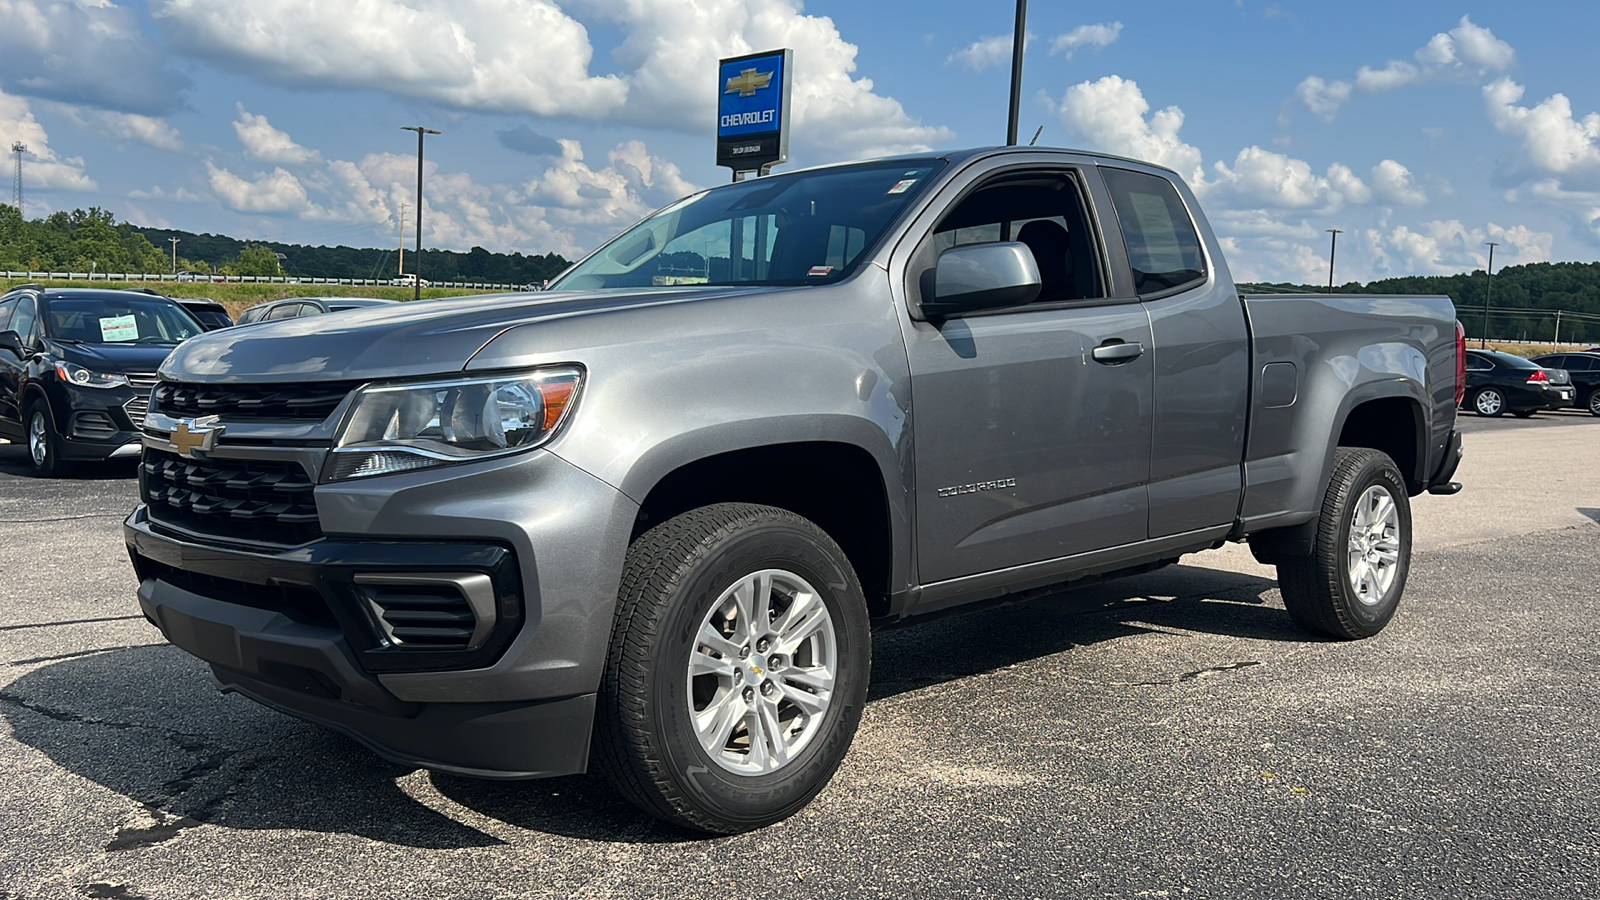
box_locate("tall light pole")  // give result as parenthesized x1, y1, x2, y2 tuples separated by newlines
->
(1480, 241, 1498, 349)
(401, 126, 440, 303)
(1006, 0, 1028, 145)
(1326, 228, 1342, 290)
(169, 237, 180, 275)
(11, 142, 25, 219)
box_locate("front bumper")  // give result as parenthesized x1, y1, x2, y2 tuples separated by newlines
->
(51, 381, 147, 461)
(124, 447, 639, 779)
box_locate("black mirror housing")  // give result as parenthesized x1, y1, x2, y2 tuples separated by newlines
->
(922, 242, 1041, 319)
(0, 330, 23, 359)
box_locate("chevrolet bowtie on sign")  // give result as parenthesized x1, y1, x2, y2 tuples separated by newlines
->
(717, 49, 791, 174)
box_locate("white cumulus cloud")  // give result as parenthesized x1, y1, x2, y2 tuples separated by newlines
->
(59, 107, 184, 153)
(948, 34, 1017, 73)
(1484, 78, 1600, 184)
(1050, 22, 1122, 59)
(1055, 75, 1205, 187)
(233, 105, 320, 166)
(0, 89, 96, 194)
(1291, 16, 1515, 120)
(0, 0, 191, 114)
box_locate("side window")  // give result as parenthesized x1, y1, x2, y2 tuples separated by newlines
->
(1465, 354, 1493, 371)
(9, 297, 38, 347)
(295, 303, 324, 317)
(266, 303, 301, 320)
(1564, 355, 1594, 372)
(0, 297, 15, 332)
(929, 170, 1106, 303)
(1101, 167, 1207, 295)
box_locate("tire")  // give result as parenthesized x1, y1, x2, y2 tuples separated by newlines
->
(24, 399, 68, 478)
(594, 503, 871, 833)
(1276, 448, 1411, 640)
(1588, 391, 1600, 417)
(1471, 387, 1505, 417)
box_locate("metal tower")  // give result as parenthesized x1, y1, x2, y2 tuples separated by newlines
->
(10, 142, 24, 219)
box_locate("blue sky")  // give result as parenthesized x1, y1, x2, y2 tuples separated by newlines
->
(3, 1, 1598, 283)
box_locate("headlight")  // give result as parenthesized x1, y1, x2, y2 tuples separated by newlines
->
(55, 362, 131, 389)
(326, 367, 583, 481)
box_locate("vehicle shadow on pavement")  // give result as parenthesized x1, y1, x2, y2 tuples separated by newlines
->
(1, 645, 508, 851)
(1, 564, 1295, 847)
(869, 563, 1295, 702)
(0, 445, 140, 480)
(1579, 507, 1600, 524)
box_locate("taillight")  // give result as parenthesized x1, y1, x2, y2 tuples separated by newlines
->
(1454, 322, 1466, 406)
(1527, 369, 1548, 384)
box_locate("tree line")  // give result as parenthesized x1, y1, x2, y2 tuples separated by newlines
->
(0, 204, 573, 285)
(1240, 261, 1600, 342)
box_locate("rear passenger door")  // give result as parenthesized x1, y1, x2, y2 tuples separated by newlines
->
(900, 159, 1155, 585)
(1099, 167, 1250, 537)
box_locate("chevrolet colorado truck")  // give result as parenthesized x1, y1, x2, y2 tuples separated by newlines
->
(125, 147, 1464, 833)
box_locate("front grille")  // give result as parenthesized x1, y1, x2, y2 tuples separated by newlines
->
(152, 380, 360, 423)
(125, 373, 159, 425)
(141, 448, 322, 546)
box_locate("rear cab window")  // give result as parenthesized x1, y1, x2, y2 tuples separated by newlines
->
(1101, 167, 1207, 296)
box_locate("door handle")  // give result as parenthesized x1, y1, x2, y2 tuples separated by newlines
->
(1091, 340, 1144, 363)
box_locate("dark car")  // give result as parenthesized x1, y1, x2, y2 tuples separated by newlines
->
(1530, 351, 1600, 416)
(177, 298, 233, 330)
(235, 296, 398, 325)
(1462, 349, 1574, 417)
(0, 286, 204, 475)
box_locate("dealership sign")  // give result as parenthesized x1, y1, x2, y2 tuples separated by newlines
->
(717, 49, 791, 174)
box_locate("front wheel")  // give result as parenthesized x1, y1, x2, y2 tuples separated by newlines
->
(594, 503, 871, 833)
(1472, 387, 1505, 417)
(1276, 448, 1412, 640)
(25, 400, 67, 478)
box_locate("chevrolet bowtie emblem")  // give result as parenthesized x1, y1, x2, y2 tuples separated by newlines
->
(724, 68, 773, 97)
(171, 416, 223, 458)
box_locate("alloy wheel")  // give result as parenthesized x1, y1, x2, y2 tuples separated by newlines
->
(687, 568, 838, 775)
(28, 410, 48, 467)
(1346, 485, 1401, 607)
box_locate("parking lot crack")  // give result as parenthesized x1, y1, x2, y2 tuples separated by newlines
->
(10, 643, 167, 667)
(1122, 660, 1262, 687)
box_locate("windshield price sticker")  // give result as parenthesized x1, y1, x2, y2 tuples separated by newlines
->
(99, 315, 138, 342)
(807, 265, 834, 277)
(886, 178, 917, 194)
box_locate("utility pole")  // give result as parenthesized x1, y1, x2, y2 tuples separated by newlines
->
(401, 126, 440, 302)
(1480, 241, 1498, 349)
(11, 142, 25, 219)
(1006, 0, 1028, 145)
(1553, 309, 1562, 352)
(169, 237, 180, 275)
(397, 203, 406, 279)
(1326, 228, 1343, 290)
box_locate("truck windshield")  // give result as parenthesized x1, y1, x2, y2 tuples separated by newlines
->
(551, 160, 946, 290)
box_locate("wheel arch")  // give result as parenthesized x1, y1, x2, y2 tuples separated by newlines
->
(629, 439, 899, 618)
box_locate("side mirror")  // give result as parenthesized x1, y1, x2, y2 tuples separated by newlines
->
(0, 330, 23, 359)
(921, 242, 1041, 319)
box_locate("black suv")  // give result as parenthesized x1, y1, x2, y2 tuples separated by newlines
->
(0, 286, 205, 476)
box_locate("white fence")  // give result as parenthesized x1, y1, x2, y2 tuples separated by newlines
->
(1, 271, 528, 291)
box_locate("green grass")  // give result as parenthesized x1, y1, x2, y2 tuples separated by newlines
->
(0, 278, 508, 317)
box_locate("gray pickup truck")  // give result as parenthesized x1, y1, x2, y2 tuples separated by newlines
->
(125, 147, 1464, 833)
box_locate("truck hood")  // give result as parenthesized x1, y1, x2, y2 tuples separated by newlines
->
(159, 288, 763, 383)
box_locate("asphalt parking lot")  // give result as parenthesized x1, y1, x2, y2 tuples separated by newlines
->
(1, 410, 1597, 899)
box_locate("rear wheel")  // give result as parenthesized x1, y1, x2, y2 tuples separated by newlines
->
(1472, 387, 1505, 417)
(594, 503, 870, 833)
(1276, 448, 1412, 640)
(1588, 391, 1600, 417)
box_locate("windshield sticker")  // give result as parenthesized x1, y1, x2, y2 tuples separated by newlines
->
(99, 315, 138, 342)
(807, 265, 834, 277)
(886, 179, 917, 195)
